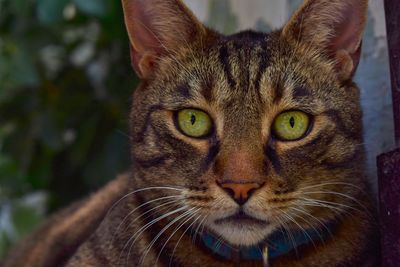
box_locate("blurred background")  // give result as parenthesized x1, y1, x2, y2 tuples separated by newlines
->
(0, 0, 394, 259)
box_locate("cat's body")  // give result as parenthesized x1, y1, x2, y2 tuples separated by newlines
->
(4, 0, 380, 266)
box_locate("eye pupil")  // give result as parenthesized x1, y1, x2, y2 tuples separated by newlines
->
(177, 109, 212, 138)
(289, 117, 295, 128)
(273, 111, 310, 141)
(190, 115, 196, 125)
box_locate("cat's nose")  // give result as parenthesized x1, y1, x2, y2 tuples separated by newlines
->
(219, 182, 262, 205)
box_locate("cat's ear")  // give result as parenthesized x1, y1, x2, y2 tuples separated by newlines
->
(282, 0, 368, 80)
(121, 0, 209, 78)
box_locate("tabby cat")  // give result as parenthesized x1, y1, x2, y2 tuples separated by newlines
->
(4, 0, 380, 266)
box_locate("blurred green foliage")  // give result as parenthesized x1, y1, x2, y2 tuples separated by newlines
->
(0, 0, 137, 257)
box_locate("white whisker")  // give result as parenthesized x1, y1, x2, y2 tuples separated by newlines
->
(288, 206, 328, 245)
(139, 207, 199, 267)
(298, 190, 371, 216)
(299, 182, 366, 194)
(153, 211, 201, 266)
(279, 209, 316, 249)
(274, 210, 299, 257)
(106, 186, 184, 219)
(114, 195, 183, 233)
(118, 206, 185, 267)
(298, 197, 363, 215)
(115, 200, 185, 246)
(191, 214, 208, 247)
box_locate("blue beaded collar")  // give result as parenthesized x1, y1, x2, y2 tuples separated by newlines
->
(201, 224, 334, 264)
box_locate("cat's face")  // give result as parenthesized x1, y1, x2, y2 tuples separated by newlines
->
(124, 0, 368, 247)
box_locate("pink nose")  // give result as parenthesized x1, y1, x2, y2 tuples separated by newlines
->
(219, 182, 262, 205)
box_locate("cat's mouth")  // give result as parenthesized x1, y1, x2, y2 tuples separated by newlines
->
(214, 210, 269, 227)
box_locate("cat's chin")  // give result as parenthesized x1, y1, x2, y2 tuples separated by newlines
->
(206, 220, 275, 247)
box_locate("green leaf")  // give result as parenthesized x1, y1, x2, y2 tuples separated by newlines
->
(72, 0, 106, 17)
(0, 231, 12, 259)
(37, 0, 69, 24)
(0, 153, 27, 198)
(0, 39, 39, 98)
(10, 0, 33, 18)
(37, 114, 63, 151)
(11, 202, 44, 239)
(83, 131, 130, 188)
(13, 46, 39, 87)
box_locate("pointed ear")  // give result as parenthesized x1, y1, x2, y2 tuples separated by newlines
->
(121, 0, 209, 79)
(282, 0, 368, 81)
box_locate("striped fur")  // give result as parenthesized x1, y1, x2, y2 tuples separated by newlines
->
(3, 0, 379, 266)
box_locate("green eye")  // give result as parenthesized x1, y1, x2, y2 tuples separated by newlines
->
(176, 109, 213, 138)
(273, 111, 310, 141)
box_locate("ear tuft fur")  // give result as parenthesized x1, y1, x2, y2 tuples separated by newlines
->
(121, 0, 209, 78)
(282, 0, 368, 80)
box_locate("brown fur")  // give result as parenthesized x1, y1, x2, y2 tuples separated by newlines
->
(3, 0, 379, 266)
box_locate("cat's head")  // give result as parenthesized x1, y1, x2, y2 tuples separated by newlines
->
(122, 0, 368, 246)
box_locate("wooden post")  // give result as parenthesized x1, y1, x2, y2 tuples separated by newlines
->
(378, 0, 400, 266)
(384, 0, 400, 145)
(378, 150, 400, 267)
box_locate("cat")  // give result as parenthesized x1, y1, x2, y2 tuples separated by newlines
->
(3, 0, 380, 266)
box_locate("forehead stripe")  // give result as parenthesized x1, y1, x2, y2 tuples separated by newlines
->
(273, 82, 284, 104)
(254, 46, 270, 94)
(291, 86, 311, 100)
(218, 45, 237, 89)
